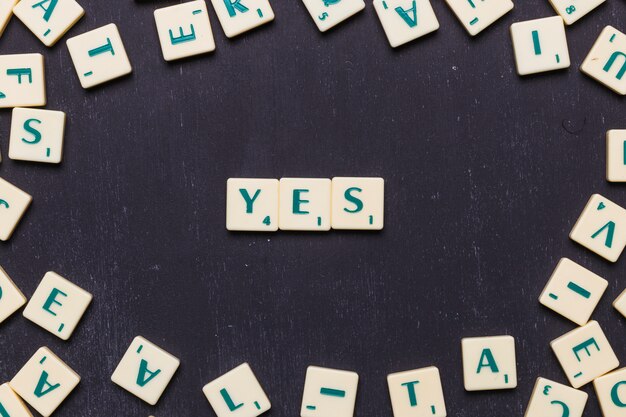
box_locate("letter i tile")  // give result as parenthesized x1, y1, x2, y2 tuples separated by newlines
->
(111, 336, 180, 405)
(10, 347, 80, 417)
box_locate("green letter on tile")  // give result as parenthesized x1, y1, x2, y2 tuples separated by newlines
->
(343, 187, 364, 213)
(42, 288, 67, 316)
(220, 388, 244, 411)
(400, 380, 420, 407)
(34, 371, 60, 398)
(611, 381, 626, 407)
(239, 189, 261, 214)
(293, 189, 310, 214)
(592, 221, 616, 248)
(395, 1, 418, 28)
(136, 359, 161, 387)
(476, 348, 499, 373)
(572, 337, 600, 362)
(32, 0, 58, 22)
(223, 0, 249, 17)
(22, 118, 42, 144)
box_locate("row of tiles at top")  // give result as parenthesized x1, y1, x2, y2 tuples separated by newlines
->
(0, 0, 626, 94)
(0, 0, 607, 48)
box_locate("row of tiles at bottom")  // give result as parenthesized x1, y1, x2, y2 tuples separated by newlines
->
(2, 325, 626, 417)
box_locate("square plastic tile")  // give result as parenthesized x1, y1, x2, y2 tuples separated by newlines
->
(9, 107, 66, 163)
(66, 23, 132, 89)
(209, 0, 274, 38)
(387, 366, 446, 417)
(10, 347, 80, 417)
(570, 194, 626, 262)
(551, 320, 619, 388)
(373, 0, 439, 48)
(331, 177, 384, 230)
(581, 26, 626, 96)
(0, 265, 27, 324)
(13, 0, 84, 46)
(226, 178, 279, 231)
(203, 363, 271, 417)
(510, 16, 570, 75)
(462, 335, 517, 391)
(301, 0, 365, 32)
(444, 0, 513, 36)
(301, 366, 359, 417)
(524, 377, 587, 417)
(111, 336, 180, 405)
(154, 0, 215, 61)
(538, 258, 608, 326)
(0, 177, 32, 241)
(0, 53, 46, 108)
(279, 178, 331, 231)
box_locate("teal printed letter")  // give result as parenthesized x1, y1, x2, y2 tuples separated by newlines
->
(293, 189, 310, 214)
(343, 187, 364, 213)
(603, 52, 626, 80)
(394, 0, 418, 28)
(220, 388, 244, 411)
(572, 337, 600, 362)
(42, 288, 67, 316)
(400, 380, 419, 407)
(239, 189, 261, 214)
(223, 0, 249, 17)
(591, 221, 615, 248)
(611, 381, 626, 407)
(169, 25, 196, 45)
(22, 118, 42, 144)
(34, 371, 60, 398)
(476, 348, 499, 373)
(137, 359, 161, 387)
(32, 0, 58, 22)
(0, 403, 10, 417)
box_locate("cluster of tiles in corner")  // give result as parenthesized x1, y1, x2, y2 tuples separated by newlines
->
(226, 177, 384, 231)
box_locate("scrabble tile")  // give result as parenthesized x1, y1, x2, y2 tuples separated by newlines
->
(13, 0, 84, 47)
(301, 0, 365, 32)
(594, 368, 626, 417)
(279, 178, 331, 231)
(581, 27, 626, 96)
(461, 335, 517, 391)
(66, 23, 132, 89)
(0, 383, 33, 417)
(0, 266, 27, 324)
(0, 0, 18, 38)
(538, 258, 608, 326)
(548, 0, 604, 25)
(524, 377, 588, 417)
(387, 366, 446, 417)
(0, 53, 46, 108)
(570, 194, 626, 262)
(373, 0, 439, 48)
(510, 16, 570, 76)
(301, 366, 359, 417)
(9, 108, 66, 164)
(444, 0, 513, 36)
(203, 363, 271, 417)
(607, 130, 626, 182)
(10, 347, 80, 417)
(612, 288, 626, 318)
(154, 0, 215, 62)
(226, 178, 279, 231)
(331, 177, 384, 230)
(23, 271, 92, 340)
(0, 177, 32, 241)
(209, 0, 274, 38)
(551, 320, 619, 388)
(111, 336, 180, 405)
